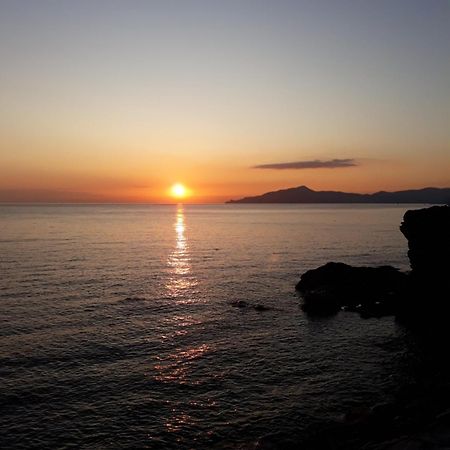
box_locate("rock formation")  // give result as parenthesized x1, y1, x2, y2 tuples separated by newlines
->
(293, 205, 450, 448)
(296, 205, 450, 318)
(400, 205, 450, 284)
(296, 262, 407, 317)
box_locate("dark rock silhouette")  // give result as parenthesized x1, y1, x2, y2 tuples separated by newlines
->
(230, 300, 249, 308)
(296, 205, 450, 319)
(120, 296, 148, 303)
(400, 205, 450, 281)
(398, 205, 450, 321)
(253, 303, 271, 311)
(296, 262, 407, 317)
(230, 300, 271, 311)
(293, 205, 450, 448)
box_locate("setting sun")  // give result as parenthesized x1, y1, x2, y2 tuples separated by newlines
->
(170, 183, 188, 199)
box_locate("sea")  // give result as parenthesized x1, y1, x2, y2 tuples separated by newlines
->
(0, 204, 427, 449)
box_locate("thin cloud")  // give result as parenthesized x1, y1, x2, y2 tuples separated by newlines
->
(253, 158, 358, 170)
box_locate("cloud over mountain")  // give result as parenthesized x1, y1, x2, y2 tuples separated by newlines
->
(253, 159, 358, 170)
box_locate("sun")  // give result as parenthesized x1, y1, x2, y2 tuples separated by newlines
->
(170, 183, 188, 199)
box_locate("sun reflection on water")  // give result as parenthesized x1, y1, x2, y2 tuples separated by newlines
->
(153, 205, 212, 435)
(165, 205, 198, 298)
(153, 343, 211, 385)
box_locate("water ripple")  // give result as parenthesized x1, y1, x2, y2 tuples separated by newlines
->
(0, 204, 416, 448)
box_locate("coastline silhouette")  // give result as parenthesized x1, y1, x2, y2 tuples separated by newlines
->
(228, 186, 450, 204)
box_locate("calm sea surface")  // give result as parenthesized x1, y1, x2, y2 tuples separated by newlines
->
(0, 204, 426, 448)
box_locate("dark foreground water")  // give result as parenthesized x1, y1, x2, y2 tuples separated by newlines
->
(0, 204, 426, 448)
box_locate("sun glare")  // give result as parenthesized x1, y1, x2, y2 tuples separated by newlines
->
(170, 183, 188, 199)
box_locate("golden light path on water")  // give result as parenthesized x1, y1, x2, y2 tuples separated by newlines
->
(153, 205, 212, 434)
(165, 205, 198, 297)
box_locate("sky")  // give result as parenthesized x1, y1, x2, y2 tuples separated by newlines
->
(0, 0, 449, 203)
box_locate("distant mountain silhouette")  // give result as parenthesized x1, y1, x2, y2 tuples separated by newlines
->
(227, 186, 450, 204)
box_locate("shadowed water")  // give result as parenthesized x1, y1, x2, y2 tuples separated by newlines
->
(0, 204, 424, 448)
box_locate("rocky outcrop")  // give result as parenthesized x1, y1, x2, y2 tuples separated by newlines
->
(292, 205, 450, 449)
(296, 262, 407, 317)
(296, 205, 450, 318)
(400, 205, 450, 282)
(398, 205, 450, 320)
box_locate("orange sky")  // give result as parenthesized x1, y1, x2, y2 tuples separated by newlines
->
(1, 2, 449, 203)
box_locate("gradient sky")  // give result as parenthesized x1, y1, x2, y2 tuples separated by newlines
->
(1, 0, 449, 202)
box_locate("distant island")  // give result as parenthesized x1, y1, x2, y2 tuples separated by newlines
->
(227, 186, 450, 204)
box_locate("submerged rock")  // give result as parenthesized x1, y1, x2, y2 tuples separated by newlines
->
(121, 296, 147, 302)
(230, 300, 271, 311)
(230, 300, 249, 308)
(296, 262, 407, 317)
(253, 303, 271, 311)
